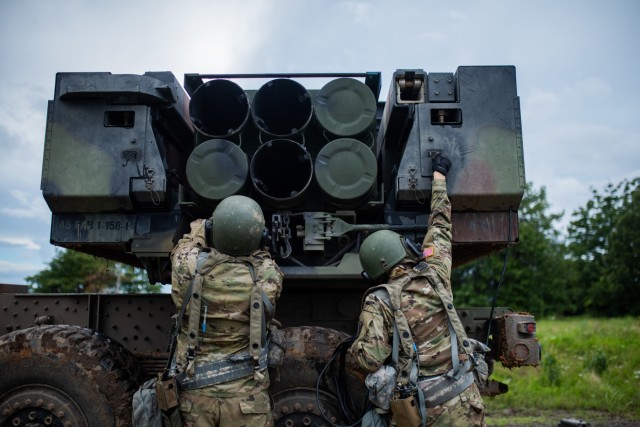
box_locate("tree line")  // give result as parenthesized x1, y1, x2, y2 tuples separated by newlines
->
(26, 177, 639, 317)
(453, 176, 639, 317)
(26, 251, 159, 294)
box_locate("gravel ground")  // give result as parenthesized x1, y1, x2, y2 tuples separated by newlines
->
(486, 409, 640, 427)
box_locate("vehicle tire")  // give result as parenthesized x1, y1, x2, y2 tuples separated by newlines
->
(270, 326, 367, 427)
(0, 325, 143, 427)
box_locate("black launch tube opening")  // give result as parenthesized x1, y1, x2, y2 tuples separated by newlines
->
(252, 79, 313, 137)
(250, 139, 313, 206)
(189, 79, 250, 138)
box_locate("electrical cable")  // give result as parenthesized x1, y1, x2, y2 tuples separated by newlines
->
(484, 208, 512, 346)
(315, 339, 368, 427)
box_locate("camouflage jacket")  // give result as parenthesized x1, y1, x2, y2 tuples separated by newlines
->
(171, 219, 284, 397)
(350, 179, 454, 377)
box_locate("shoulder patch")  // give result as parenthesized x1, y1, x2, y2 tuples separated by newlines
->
(423, 246, 435, 258)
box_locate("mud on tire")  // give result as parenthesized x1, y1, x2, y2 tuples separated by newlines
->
(0, 325, 143, 427)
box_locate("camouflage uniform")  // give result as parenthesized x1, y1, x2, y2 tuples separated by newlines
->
(349, 180, 485, 426)
(171, 219, 284, 427)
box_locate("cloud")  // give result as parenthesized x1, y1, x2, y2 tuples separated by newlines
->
(0, 259, 41, 273)
(1, 0, 639, 285)
(0, 236, 40, 251)
(0, 190, 51, 222)
(341, 1, 374, 25)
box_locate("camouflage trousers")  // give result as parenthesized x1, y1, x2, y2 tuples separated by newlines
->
(423, 382, 485, 427)
(390, 382, 485, 427)
(178, 389, 273, 427)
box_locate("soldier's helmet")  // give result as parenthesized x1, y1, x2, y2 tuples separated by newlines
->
(359, 230, 421, 279)
(210, 195, 265, 256)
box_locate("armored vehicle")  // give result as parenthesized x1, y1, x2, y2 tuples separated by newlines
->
(0, 67, 539, 426)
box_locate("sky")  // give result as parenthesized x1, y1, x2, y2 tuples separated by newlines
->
(0, 0, 638, 286)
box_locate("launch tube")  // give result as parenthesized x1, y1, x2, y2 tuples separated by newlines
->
(250, 139, 313, 207)
(251, 79, 313, 138)
(315, 77, 377, 139)
(189, 79, 250, 138)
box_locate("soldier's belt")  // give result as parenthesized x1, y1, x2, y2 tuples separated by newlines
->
(177, 349, 268, 391)
(417, 369, 474, 408)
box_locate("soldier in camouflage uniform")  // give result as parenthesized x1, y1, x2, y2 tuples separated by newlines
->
(171, 195, 284, 427)
(349, 155, 485, 426)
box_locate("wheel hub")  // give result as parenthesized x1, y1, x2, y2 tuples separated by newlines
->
(0, 385, 87, 427)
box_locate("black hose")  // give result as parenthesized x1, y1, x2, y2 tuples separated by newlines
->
(485, 208, 512, 346)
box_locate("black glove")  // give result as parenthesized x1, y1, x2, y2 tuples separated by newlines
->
(432, 154, 452, 176)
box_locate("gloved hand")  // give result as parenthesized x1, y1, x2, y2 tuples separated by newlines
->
(432, 154, 452, 176)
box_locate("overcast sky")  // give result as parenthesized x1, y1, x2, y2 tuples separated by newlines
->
(0, 0, 638, 286)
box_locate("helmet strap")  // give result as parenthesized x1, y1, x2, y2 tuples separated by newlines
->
(403, 238, 423, 260)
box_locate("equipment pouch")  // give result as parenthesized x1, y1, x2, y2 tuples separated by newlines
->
(132, 378, 162, 427)
(155, 376, 180, 411)
(468, 338, 491, 387)
(267, 325, 287, 367)
(365, 365, 397, 411)
(389, 395, 422, 427)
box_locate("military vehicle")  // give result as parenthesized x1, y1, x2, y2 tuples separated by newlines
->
(0, 67, 539, 427)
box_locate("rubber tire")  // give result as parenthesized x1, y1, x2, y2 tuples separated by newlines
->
(0, 325, 143, 427)
(270, 326, 368, 426)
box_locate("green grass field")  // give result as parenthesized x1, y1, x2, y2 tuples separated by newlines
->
(484, 317, 640, 425)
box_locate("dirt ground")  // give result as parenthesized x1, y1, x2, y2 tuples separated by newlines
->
(486, 409, 640, 427)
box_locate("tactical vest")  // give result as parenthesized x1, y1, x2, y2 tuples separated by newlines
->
(365, 261, 489, 410)
(176, 249, 274, 390)
(365, 283, 416, 386)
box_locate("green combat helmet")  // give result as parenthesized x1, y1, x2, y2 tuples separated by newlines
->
(210, 195, 265, 256)
(359, 230, 421, 280)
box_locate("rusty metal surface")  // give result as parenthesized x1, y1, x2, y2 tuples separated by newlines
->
(495, 312, 541, 368)
(0, 284, 28, 293)
(452, 212, 519, 244)
(0, 293, 174, 356)
(452, 211, 519, 267)
(272, 388, 342, 427)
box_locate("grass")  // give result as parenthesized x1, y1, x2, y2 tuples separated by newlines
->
(485, 317, 640, 424)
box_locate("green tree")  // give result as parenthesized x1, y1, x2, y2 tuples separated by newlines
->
(26, 249, 160, 294)
(602, 186, 640, 314)
(453, 183, 573, 317)
(567, 177, 640, 315)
